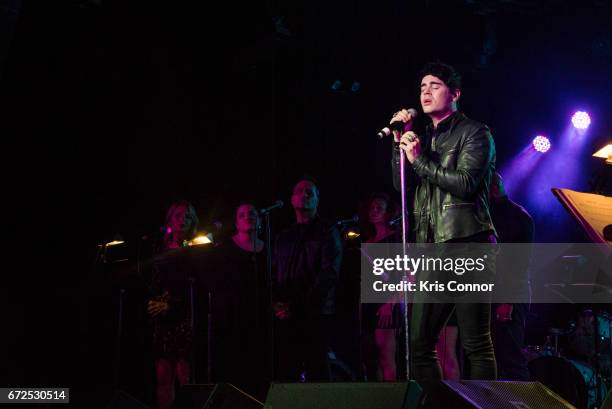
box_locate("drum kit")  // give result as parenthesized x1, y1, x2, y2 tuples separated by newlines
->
(524, 309, 611, 409)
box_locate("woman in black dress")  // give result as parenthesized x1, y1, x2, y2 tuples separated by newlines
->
(359, 192, 401, 381)
(210, 203, 268, 400)
(147, 200, 199, 409)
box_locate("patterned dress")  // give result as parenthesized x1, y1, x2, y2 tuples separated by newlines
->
(150, 248, 193, 361)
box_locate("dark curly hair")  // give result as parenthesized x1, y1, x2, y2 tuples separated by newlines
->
(419, 61, 462, 91)
(358, 192, 399, 241)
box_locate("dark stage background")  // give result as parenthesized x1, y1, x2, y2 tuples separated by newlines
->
(2, 0, 610, 407)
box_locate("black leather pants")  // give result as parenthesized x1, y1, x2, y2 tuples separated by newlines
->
(410, 231, 497, 381)
(410, 302, 496, 380)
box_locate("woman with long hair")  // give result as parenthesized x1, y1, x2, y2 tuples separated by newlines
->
(210, 203, 269, 400)
(148, 200, 199, 409)
(359, 192, 401, 381)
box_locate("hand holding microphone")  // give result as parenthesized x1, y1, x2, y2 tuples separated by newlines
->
(377, 108, 418, 141)
(392, 108, 421, 163)
(377, 107, 421, 163)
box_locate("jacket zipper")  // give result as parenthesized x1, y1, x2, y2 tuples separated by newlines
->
(442, 203, 475, 209)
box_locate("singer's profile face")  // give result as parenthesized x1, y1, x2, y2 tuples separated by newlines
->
(235, 203, 259, 232)
(420, 74, 456, 115)
(368, 198, 388, 224)
(291, 180, 319, 211)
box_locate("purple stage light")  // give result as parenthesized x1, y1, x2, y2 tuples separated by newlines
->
(532, 135, 551, 153)
(571, 111, 591, 130)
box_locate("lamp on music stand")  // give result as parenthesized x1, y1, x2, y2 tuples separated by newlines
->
(592, 144, 612, 165)
(94, 236, 129, 388)
(186, 232, 213, 246)
(591, 143, 612, 195)
(94, 235, 127, 265)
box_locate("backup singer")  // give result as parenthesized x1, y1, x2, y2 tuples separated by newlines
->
(272, 177, 343, 381)
(209, 203, 268, 400)
(359, 192, 402, 381)
(390, 62, 497, 380)
(148, 200, 199, 409)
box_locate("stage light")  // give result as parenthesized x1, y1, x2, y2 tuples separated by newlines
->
(532, 135, 551, 153)
(345, 230, 360, 240)
(99, 235, 125, 248)
(96, 235, 128, 264)
(571, 111, 591, 130)
(593, 143, 612, 164)
(187, 233, 213, 246)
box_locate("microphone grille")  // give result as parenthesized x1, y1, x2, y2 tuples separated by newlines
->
(407, 108, 418, 118)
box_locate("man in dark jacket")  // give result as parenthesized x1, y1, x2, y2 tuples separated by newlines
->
(490, 172, 534, 381)
(391, 62, 497, 380)
(273, 177, 343, 381)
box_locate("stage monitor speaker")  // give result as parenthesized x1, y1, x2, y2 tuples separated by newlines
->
(175, 383, 263, 409)
(106, 390, 151, 409)
(263, 381, 422, 409)
(420, 380, 575, 409)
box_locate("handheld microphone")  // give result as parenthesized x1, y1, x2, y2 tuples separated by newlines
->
(388, 214, 402, 227)
(334, 215, 359, 227)
(377, 108, 418, 139)
(259, 200, 284, 215)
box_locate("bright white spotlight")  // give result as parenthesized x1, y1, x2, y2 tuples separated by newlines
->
(532, 135, 551, 153)
(571, 111, 591, 130)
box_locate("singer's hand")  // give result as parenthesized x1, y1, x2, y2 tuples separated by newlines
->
(399, 131, 421, 163)
(390, 109, 415, 142)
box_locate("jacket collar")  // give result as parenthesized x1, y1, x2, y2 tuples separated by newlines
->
(427, 111, 464, 135)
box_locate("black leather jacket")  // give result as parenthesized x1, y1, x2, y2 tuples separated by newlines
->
(392, 111, 497, 243)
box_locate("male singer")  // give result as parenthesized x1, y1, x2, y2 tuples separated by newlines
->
(390, 62, 497, 380)
(272, 177, 343, 381)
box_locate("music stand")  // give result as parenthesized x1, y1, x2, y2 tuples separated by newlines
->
(552, 187, 612, 408)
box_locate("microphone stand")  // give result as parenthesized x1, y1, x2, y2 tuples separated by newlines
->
(95, 241, 126, 389)
(250, 224, 267, 384)
(114, 287, 125, 388)
(189, 276, 196, 383)
(399, 150, 411, 380)
(262, 212, 275, 382)
(207, 291, 212, 383)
